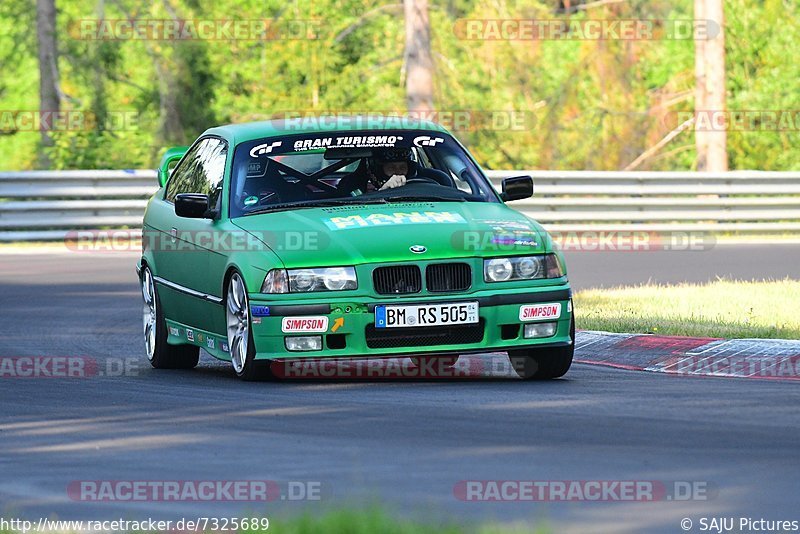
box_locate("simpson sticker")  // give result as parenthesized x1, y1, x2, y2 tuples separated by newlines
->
(206, 338, 215, 350)
(169, 327, 180, 337)
(222, 342, 229, 352)
(186, 329, 194, 342)
(325, 211, 466, 230)
(281, 316, 329, 333)
(519, 303, 562, 321)
(413, 135, 445, 147)
(249, 141, 282, 157)
(292, 135, 401, 151)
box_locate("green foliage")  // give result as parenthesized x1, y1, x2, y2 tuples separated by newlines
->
(725, 0, 800, 170)
(0, 0, 798, 170)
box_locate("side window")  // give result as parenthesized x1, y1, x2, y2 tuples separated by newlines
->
(165, 138, 228, 205)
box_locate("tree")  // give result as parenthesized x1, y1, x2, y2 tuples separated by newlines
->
(36, 0, 60, 167)
(694, 0, 728, 171)
(404, 0, 434, 113)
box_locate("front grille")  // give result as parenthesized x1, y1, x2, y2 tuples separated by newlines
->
(373, 265, 422, 294)
(365, 319, 485, 349)
(426, 263, 472, 292)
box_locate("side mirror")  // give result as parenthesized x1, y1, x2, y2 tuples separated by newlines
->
(500, 175, 534, 201)
(157, 146, 189, 187)
(175, 193, 212, 218)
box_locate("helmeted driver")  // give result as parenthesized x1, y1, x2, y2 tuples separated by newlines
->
(338, 148, 416, 196)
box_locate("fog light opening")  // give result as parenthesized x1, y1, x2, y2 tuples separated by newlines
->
(285, 336, 323, 352)
(523, 322, 557, 339)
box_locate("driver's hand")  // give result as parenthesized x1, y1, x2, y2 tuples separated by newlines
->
(379, 174, 407, 190)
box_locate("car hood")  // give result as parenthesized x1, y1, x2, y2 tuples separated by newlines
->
(231, 201, 548, 268)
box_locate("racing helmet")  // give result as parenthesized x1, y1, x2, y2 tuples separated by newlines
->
(368, 147, 417, 185)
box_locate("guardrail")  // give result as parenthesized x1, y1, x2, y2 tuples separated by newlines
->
(1, 169, 799, 241)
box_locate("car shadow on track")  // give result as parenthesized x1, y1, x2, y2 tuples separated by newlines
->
(184, 352, 577, 384)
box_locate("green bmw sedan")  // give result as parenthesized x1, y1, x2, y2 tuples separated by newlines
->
(138, 117, 573, 380)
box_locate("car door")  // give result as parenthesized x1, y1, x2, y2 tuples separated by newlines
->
(151, 137, 228, 332)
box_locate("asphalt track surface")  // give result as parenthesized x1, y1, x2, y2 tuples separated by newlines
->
(1, 245, 799, 533)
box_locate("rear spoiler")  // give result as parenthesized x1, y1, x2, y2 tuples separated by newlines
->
(157, 146, 188, 187)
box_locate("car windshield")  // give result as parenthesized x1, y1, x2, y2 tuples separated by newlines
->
(229, 130, 499, 217)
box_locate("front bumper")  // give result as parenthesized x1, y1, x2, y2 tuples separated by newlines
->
(248, 285, 573, 360)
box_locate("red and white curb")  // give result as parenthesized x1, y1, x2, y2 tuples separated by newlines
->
(575, 331, 800, 382)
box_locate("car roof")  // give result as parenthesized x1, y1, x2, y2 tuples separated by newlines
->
(202, 115, 451, 145)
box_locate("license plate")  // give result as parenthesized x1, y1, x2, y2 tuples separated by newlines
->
(375, 302, 479, 328)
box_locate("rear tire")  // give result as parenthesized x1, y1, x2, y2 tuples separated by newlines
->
(508, 318, 574, 380)
(141, 266, 199, 369)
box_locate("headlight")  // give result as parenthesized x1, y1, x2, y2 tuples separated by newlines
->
(484, 254, 564, 282)
(319, 267, 355, 291)
(261, 267, 357, 293)
(484, 258, 513, 281)
(516, 256, 541, 278)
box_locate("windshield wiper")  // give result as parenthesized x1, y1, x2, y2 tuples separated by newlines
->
(246, 198, 388, 215)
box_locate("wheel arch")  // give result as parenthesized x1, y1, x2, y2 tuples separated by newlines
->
(222, 264, 246, 300)
(139, 243, 157, 279)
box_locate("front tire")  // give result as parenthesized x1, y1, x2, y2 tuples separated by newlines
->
(226, 272, 273, 381)
(508, 318, 574, 380)
(141, 266, 199, 369)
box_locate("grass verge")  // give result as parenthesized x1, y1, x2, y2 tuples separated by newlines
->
(574, 279, 800, 339)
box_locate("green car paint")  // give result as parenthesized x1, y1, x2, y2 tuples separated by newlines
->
(139, 117, 573, 378)
(156, 145, 189, 187)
